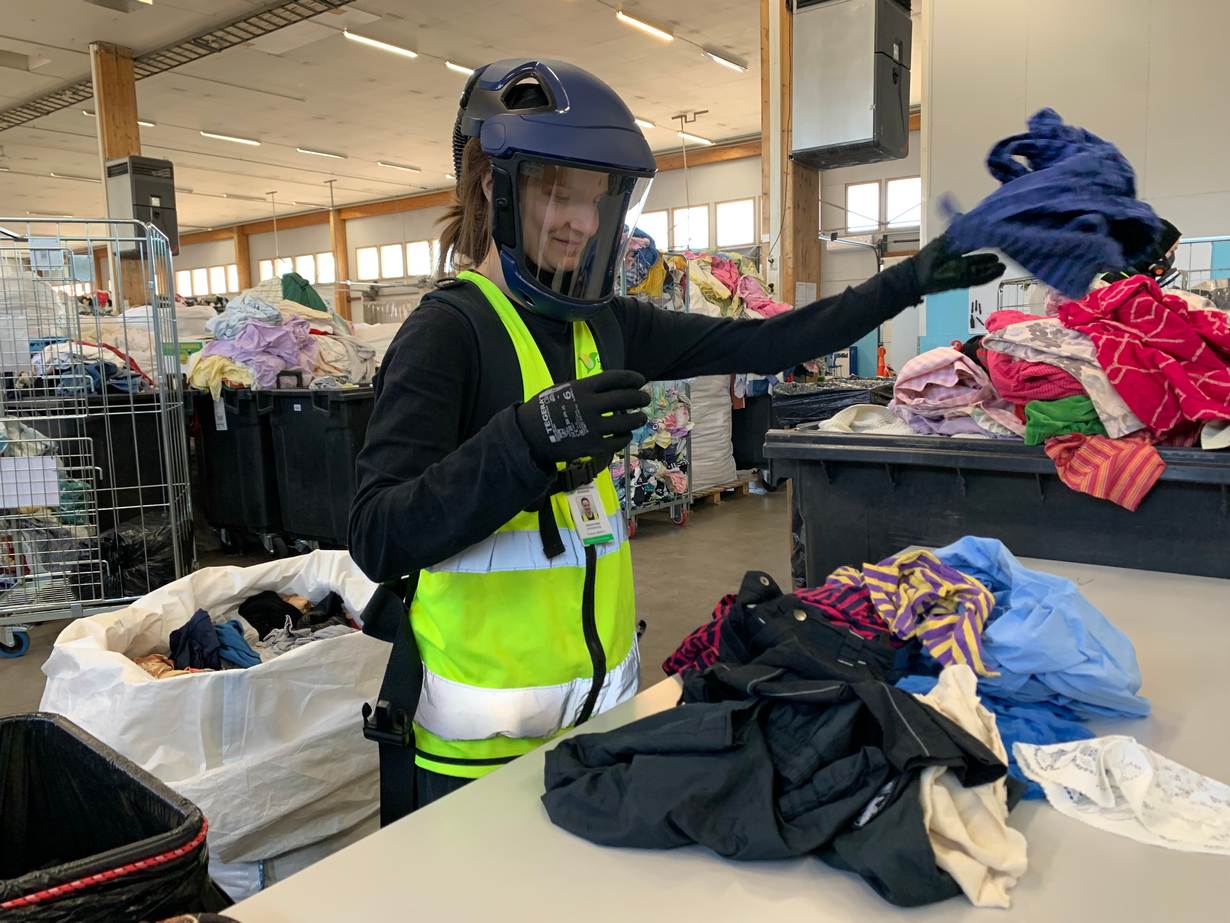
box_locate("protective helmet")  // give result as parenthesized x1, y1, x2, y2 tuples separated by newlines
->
(452, 59, 656, 321)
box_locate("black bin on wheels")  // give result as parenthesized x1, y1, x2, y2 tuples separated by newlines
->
(192, 388, 282, 545)
(765, 427, 1230, 585)
(269, 387, 374, 546)
(0, 713, 229, 922)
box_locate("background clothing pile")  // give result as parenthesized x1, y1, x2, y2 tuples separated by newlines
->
(186, 276, 375, 397)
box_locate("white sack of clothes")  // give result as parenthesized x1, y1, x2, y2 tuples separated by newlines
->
(39, 551, 387, 870)
(690, 374, 736, 490)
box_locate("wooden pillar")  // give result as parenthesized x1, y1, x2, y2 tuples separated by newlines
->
(760, 0, 771, 264)
(330, 207, 351, 320)
(90, 41, 147, 309)
(233, 227, 252, 291)
(777, 10, 822, 308)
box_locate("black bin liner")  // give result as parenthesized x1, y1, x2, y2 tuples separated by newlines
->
(771, 380, 894, 428)
(0, 713, 229, 922)
(100, 511, 186, 599)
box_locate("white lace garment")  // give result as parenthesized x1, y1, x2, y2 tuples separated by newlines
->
(1014, 736, 1230, 855)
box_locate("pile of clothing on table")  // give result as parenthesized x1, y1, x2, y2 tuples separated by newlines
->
(130, 589, 358, 677)
(186, 273, 375, 398)
(544, 536, 1153, 909)
(611, 382, 692, 509)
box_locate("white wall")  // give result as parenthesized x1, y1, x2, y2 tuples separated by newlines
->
(248, 225, 330, 265)
(644, 156, 762, 214)
(924, 0, 1230, 240)
(174, 239, 235, 273)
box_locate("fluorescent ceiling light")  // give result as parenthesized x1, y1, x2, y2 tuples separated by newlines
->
(445, 61, 474, 76)
(343, 29, 418, 59)
(378, 161, 421, 173)
(0, 166, 10, 172)
(292, 201, 328, 208)
(296, 147, 346, 160)
(633, 117, 656, 130)
(200, 130, 260, 146)
(678, 130, 713, 146)
(704, 49, 747, 72)
(444, 173, 456, 181)
(616, 10, 673, 42)
(82, 109, 155, 128)
(27, 211, 72, 218)
(49, 172, 100, 183)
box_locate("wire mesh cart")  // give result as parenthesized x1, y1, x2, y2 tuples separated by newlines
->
(613, 249, 692, 537)
(0, 218, 193, 656)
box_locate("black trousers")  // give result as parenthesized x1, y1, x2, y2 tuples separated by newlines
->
(415, 767, 472, 809)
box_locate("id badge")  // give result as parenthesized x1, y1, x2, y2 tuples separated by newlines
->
(567, 482, 614, 546)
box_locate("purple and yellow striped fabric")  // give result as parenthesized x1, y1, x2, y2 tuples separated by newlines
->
(829, 549, 998, 676)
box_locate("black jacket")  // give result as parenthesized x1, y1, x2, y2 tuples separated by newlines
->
(542, 574, 1011, 908)
(348, 263, 924, 581)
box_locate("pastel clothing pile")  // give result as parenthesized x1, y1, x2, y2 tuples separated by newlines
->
(890, 347, 1021, 437)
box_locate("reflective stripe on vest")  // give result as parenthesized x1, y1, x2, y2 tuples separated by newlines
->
(426, 511, 628, 573)
(410, 270, 637, 768)
(416, 643, 640, 741)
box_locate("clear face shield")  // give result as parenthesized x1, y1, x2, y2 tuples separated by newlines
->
(514, 160, 652, 304)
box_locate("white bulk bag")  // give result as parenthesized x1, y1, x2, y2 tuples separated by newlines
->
(39, 551, 388, 876)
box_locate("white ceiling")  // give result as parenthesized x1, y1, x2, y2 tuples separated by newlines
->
(0, 0, 761, 229)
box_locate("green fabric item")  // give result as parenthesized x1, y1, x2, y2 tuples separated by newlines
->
(1024, 395, 1107, 445)
(281, 271, 327, 310)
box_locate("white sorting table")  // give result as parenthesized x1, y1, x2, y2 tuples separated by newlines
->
(230, 559, 1229, 922)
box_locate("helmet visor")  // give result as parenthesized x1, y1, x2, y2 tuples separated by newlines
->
(516, 160, 651, 303)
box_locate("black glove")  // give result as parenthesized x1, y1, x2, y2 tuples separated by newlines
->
(913, 233, 1006, 295)
(515, 369, 651, 467)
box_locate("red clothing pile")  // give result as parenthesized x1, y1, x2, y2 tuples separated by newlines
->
(1058, 276, 1230, 441)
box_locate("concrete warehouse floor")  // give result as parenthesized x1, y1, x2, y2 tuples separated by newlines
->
(0, 489, 792, 716)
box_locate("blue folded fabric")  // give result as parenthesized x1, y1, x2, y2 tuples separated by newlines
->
(897, 674, 1094, 799)
(941, 108, 1161, 298)
(216, 618, 261, 668)
(933, 536, 1150, 719)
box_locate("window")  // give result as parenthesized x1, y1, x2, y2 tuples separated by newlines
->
(295, 254, 316, 285)
(227, 264, 240, 292)
(379, 243, 404, 279)
(258, 259, 274, 282)
(208, 266, 227, 295)
(886, 176, 922, 228)
(356, 246, 380, 281)
(275, 256, 294, 276)
(191, 267, 209, 297)
(175, 269, 191, 296)
(313, 251, 334, 284)
(637, 210, 669, 250)
(845, 182, 881, 233)
(715, 198, 756, 248)
(671, 205, 710, 250)
(406, 240, 434, 277)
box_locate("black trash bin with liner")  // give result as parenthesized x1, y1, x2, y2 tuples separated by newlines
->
(192, 388, 282, 543)
(0, 713, 230, 922)
(269, 387, 374, 546)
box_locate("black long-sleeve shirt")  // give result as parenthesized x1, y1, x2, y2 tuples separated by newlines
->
(348, 259, 922, 581)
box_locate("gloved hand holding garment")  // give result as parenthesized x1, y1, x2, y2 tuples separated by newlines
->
(912, 233, 1007, 295)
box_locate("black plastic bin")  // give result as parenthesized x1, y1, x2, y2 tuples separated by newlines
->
(23, 393, 177, 534)
(732, 394, 777, 470)
(765, 427, 1230, 583)
(0, 713, 229, 922)
(192, 388, 282, 537)
(770, 381, 893, 429)
(269, 387, 374, 546)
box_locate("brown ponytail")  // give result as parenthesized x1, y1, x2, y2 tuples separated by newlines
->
(437, 138, 492, 275)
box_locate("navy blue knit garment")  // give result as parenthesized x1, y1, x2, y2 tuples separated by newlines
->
(942, 108, 1161, 298)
